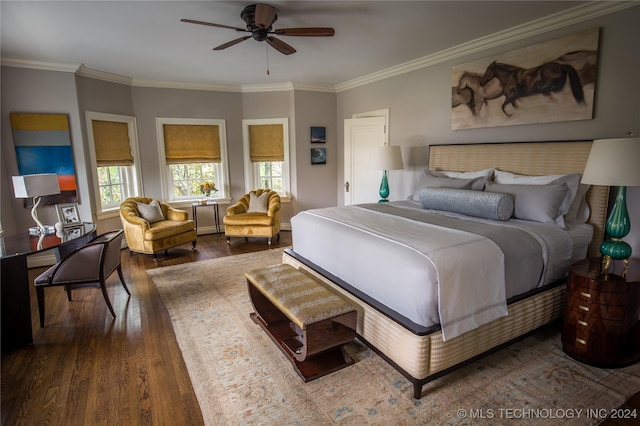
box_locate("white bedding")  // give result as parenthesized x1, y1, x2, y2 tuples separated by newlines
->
(291, 201, 585, 341)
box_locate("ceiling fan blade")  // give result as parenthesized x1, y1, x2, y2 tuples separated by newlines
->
(255, 3, 277, 28)
(213, 36, 251, 51)
(266, 37, 296, 55)
(181, 18, 245, 32)
(274, 27, 335, 37)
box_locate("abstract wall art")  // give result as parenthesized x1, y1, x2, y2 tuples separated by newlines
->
(10, 113, 78, 206)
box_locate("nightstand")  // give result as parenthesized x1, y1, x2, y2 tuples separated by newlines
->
(562, 257, 640, 367)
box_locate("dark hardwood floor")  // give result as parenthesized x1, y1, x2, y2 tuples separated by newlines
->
(1, 230, 638, 425)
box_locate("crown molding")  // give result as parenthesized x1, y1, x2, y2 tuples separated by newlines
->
(0, 58, 80, 73)
(334, 1, 637, 92)
(131, 77, 242, 93)
(241, 82, 295, 93)
(76, 65, 133, 85)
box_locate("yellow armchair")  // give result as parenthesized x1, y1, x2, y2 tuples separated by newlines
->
(119, 197, 196, 260)
(223, 189, 281, 246)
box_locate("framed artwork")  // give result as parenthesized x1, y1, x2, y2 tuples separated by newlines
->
(451, 28, 599, 129)
(10, 113, 78, 206)
(56, 203, 81, 227)
(310, 126, 326, 143)
(311, 148, 326, 165)
(62, 226, 83, 241)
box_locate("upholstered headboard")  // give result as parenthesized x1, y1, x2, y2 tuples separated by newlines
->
(428, 141, 609, 258)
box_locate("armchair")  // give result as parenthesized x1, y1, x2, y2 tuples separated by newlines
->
(119, 197, 196, 260)
(223, 189, 281, 246)
(34, 229, 130, 327)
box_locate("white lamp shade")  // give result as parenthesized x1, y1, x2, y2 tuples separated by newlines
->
(370, 145, 404, 171)
(581, 138, 640, 186)
(12, 174, 61, 198)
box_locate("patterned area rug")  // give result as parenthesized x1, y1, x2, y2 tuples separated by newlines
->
(147, 248, 640, 425)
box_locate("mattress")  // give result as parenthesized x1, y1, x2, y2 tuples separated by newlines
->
(290, 200, 591, 340)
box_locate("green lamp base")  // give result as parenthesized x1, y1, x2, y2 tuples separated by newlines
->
(378, 170, 390, 203)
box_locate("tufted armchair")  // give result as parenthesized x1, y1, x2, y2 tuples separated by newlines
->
(119, 197, 196, 260)
(223, 189, 281, 246)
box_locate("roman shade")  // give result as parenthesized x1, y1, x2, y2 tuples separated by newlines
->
(92, 120, 134, 166)
(249, 124, 284, 162)
(163, 124, 221, 164)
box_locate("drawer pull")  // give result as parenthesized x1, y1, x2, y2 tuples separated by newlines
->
(580, 291, 591, 298)
(578, 305, 589, 312)
(577, 320, 588, 327)
(576, 337, 587, 345)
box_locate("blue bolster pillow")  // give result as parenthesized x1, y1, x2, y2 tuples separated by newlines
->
(418, 188, 514, 221)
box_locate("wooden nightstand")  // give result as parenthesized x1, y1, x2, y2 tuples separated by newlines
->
(562, 257, 640, 367)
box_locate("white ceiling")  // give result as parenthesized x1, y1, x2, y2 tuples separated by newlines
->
(1, 1, 607, 91)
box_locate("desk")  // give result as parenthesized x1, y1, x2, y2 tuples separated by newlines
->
(1, 223, 97, 351)
(192, 201, 220, 235)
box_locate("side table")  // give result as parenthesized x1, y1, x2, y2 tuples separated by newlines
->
(192, 201, 220, 235)
(561, 257, 640, 367)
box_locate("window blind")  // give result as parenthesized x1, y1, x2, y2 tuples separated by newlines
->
(163, 124, 221, 164)
(249, 124, 284, 162)
(92, 120, 134, 166)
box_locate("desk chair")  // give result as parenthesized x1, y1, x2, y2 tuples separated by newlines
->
(34, 229, 130, 327)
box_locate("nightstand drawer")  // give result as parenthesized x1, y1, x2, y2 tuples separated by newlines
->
(566, 295, 627, 320)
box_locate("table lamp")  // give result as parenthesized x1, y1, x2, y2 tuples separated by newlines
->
(370, 145, 404, 203)
(581, 137, 640, 274)
(12, 173, 61, 234)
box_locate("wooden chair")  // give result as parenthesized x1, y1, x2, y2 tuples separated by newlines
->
(34, 229, 130, 327)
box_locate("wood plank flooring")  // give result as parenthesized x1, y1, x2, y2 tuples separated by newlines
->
(2, 231, 638, 425)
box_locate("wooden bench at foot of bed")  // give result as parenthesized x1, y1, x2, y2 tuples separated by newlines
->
(246, 264, 357, 381)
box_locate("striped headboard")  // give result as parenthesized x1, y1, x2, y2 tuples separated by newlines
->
(428, 141, 609, 258)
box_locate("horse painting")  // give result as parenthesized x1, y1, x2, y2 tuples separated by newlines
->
(480, 61, 585, 116)
(455, 71, 504, 116)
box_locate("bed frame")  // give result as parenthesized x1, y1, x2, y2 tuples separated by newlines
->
(283, 141, 609, 399)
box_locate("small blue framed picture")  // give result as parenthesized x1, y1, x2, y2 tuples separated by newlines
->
(311, 148, 326, 165)
(311, 126, 326, 143)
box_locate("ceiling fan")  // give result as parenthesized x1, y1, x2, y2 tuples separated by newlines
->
(181, 3, 335, 55)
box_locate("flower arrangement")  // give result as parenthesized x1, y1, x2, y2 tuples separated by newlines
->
(199, 181, 217, 197)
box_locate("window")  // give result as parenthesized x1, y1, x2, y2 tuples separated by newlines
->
(242, 118, 290, 200)
(85, 112, 142, 215)
(156, 118, 230, 202)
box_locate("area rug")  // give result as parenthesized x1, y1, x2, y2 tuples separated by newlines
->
(147, 248, 640, 425)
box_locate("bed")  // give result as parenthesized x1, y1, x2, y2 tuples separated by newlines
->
(282, 141, 609, 399)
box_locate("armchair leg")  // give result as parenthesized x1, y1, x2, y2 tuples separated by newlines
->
(65, 285, 73, 301)
(226, 237, 231, 245)
(192, 241, 196, 250)
(36, 287, 46, 328)
(268, 237, 272, 247)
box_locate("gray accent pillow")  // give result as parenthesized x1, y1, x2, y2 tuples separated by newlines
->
(411, 173, 485, 201)
(137, 200, 164, 223)
(248, 191, 269, 213)
(493, 171, 581, 228)
(485, 181, 570, 226)
(418, 188, 514, 221)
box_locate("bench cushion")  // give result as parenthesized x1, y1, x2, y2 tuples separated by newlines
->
(246, 264, 354, 330)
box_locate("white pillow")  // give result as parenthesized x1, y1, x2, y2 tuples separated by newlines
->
(247, 192, 269, 213)
(137, 200, 164, 223)
(493, 170, 581, 228)
(431, 168, 494, 180)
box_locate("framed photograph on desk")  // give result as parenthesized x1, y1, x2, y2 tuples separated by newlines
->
(56, 203, 81, 227)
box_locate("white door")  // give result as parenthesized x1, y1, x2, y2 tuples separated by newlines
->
(344, 117, 387, 205)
